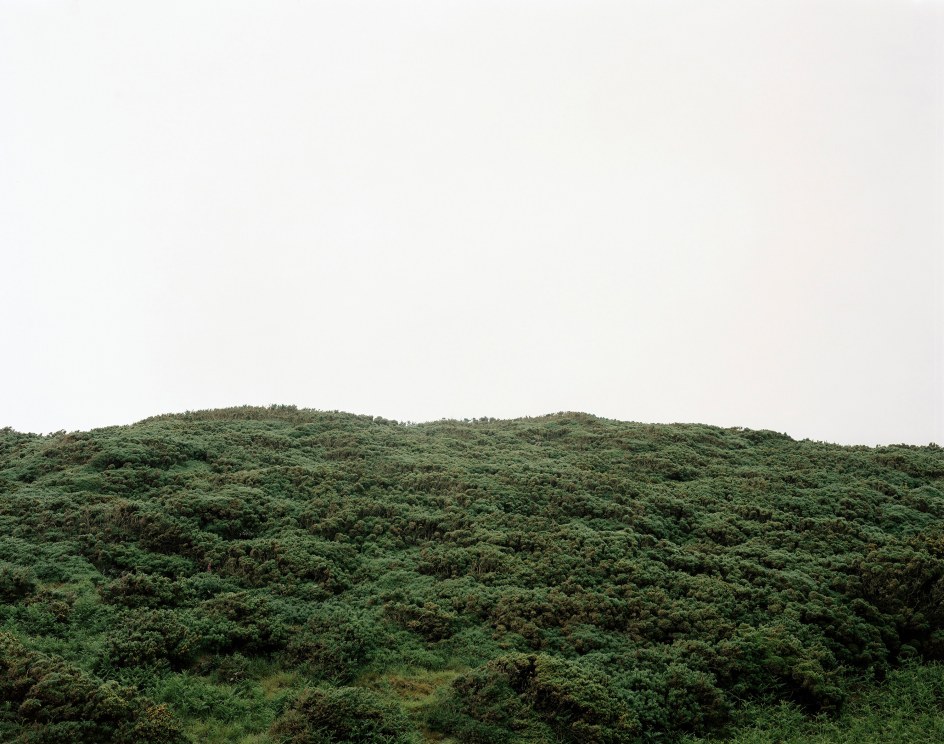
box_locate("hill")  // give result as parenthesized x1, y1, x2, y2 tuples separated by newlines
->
(0, 406, 942, 743)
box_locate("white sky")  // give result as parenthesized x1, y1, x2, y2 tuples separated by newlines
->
(1, 0, 942, 445)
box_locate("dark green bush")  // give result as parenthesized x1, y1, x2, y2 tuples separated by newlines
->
(448, 654, 641, 743)
(384, 600, 457, 641)
(0, 632, 187, 743)
(286, 606, 380, 682)
(100, 572, 186, 609)
(270, 686, 418, 743)
(102, 609, 199, 669)
(0, 561, 36, 603)
(197, 591, 286, 654)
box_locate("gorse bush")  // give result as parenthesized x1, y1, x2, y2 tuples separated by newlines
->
(0, 407, 943, 742)
(270, 686, 419, 743)
(102, 608, 199, 670)
(285, 605, 381, 683)
(451, 653, 644, 743)
(0, 561, 36, 603)
(0, 632, 187, 744)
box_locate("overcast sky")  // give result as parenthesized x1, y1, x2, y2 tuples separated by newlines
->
(1, 0, 941, 445)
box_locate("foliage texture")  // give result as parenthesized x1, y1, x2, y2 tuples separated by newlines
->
(1, 406, 943, 742)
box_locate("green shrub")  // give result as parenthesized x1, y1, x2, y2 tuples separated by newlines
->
(270, 686, 418, 743)
(102, 609, 199, 669)
(285, 606, 380, 682)
(100, 572, 186, 609)
(0, 632, 187, 743)
(0, 562, 36, 603)
(448, 653, 641, 743)
(197, 591, 286, 655)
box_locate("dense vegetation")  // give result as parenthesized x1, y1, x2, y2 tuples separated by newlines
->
(1, 405, 942, 743)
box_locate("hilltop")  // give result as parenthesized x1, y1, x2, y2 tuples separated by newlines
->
(1, 406, 942, 743)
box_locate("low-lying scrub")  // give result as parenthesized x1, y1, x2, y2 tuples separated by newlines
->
(1, 407, 942, 742)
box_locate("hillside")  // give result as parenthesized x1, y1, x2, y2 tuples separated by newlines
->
(1, 406, 943, 743)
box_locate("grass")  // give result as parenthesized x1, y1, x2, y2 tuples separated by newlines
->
(148, 663, 304, 744)
(364, 666, 466, 742)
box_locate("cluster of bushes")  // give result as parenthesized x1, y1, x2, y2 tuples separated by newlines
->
(0, 631, 186, 743)
(1, 408, 943, 742)
(271, 686, 418, 743)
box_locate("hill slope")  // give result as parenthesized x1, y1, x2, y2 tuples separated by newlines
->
(1, 406, 943, 743)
